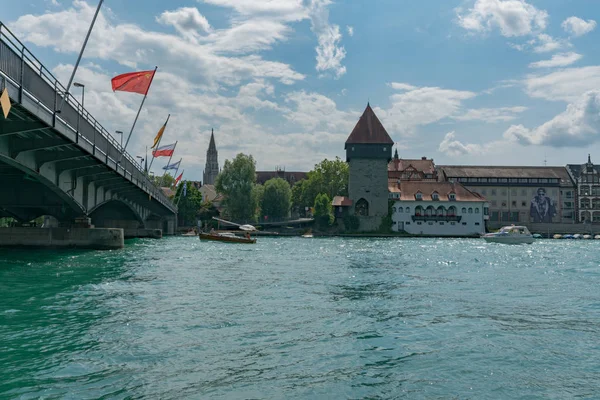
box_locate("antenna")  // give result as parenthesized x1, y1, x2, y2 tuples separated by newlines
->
(544, 152, 547, 166)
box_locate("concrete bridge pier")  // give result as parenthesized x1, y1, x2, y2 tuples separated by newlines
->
(0, 227, 124, 249)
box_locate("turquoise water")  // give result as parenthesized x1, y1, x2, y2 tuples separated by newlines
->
(1, 237, 600, 399)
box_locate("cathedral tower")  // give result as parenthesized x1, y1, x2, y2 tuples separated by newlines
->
(203, 129, 219, 185)
(345, 104, 394, 231)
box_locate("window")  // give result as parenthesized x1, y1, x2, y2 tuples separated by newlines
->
(475, 222, 480, 225)
(439, 222, 445, 225)
(511, 201, 517, 207)
(415, 192, 423, 200)
(462, 222, 467, 225)
(511, 190, 517, 196)
(405, 207, 410, 213)
(398, 207, 403, 213)
(383, 147, 387, 151)
(428, 222, 434, 225)
(450, 222, 456, 225)
(489, 178, 498, 183)
(501, 201, 507, 207)
(521, 201, 527, 207)
(481, 190, 487, 195)
(468, 208, 473, 214)
(566, 191, 573, 199)
(462, 207, 467, 213)
(491, 200, 497, 206)
(521, 190, 527, 196)
(417, 222, 422, 225)
(392, 207, 397, 213)
(432, 192, 439, 201)
(352, 147, 355, 151)
(491, 189, 497, 196)
(501, 190, 507, 196)
(355, 198, 369, 216)
(449, 193, 456, 201)
(406, 222, 411, 225)
(475, 208, 480, 213)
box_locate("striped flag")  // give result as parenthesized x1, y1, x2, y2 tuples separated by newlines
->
(183, 181, 187, 197)
(162, 160, 181, 171)
(152, 143, 176, 157)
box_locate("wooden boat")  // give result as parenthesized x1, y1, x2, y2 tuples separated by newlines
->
(199, 232, 256, 244)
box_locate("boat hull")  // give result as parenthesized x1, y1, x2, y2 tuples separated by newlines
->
(483, 236, 534, 245)
(199, 233, 256, 244)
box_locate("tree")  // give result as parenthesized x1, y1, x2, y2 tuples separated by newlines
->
(215, 153, 258, 222)
(150, 173, 175, 188)
(292, 157, 349, 216)
(261, 178, 291, 220)
(174, 181, 203, 226)
(314, 193, 334, 227)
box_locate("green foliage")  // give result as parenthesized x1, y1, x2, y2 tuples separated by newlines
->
(292, 157, 348, 216)
(150, 173, 175, 189)
(343, 215, 360, 232)
(215, 153, 258, 222)
(261, 178, 291, 220)
(378, 200, 395, 233)
(252, 184, 264, 219)
(174, 182, 203, 226)
(314, 193, 334, 227)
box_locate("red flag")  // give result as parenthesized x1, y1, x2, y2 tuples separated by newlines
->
(175, 172, 183, 186)
(111, 70, 156, 95)
(152, 143, 175, 157)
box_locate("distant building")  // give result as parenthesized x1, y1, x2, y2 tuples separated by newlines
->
(388, 151, 438, 181)
(199, 184, 218, 202)
(439, 166, 576, 225)
(345, 103, 394, 231)
(567, 155, 600, 223)
(256, 169, 307, 186)
(203, 129, 219, 185)
(389, 180, 488, 236)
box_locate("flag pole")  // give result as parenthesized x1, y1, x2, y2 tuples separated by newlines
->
(161, 141, 178, 185)
(58, 0, 104, 113)
(148, 113, 170, 173)
(118, 66, 158, 166)
(176, 175, 185, 207)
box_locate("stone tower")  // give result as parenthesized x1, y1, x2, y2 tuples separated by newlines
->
(345, 104, 394, 231)
(203, 129, 219, 185)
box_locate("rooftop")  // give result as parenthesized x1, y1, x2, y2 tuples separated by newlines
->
(389, 180, 486, 202)
(439, 165, 573, 184)
(389, 157, 436, 174)
(332, 196, 353, 207)
(345, 104, 394, 145)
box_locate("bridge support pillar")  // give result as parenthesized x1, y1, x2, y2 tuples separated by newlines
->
(0, 227, 124, 250)
(123, 228, 162, 239)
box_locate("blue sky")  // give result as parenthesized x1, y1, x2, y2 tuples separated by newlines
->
(4, 0, 600, 180)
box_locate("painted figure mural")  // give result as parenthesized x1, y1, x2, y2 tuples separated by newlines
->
(530, 188, 556, 223)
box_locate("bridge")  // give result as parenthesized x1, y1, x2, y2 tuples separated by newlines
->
(0, 22, 177, 245)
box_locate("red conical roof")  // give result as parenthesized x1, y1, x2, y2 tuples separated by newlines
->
(345, 103, 394, 145)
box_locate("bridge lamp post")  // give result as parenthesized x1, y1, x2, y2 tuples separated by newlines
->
(73, 82, 84, 136)
(136, 156, 146, 172)
(115, 130, 123, 149)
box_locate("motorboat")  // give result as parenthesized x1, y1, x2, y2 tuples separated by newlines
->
(483, 225, 535, 245)
(583, 235, 592, 240)
(199, 231, 256, 244)
(553, 234, 563, 239)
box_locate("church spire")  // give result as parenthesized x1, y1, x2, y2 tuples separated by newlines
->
(588, 154, 592, 164)
(394, 148, 399, 160)
(203, 128, 219, 185)
(208, 128, 216, 152)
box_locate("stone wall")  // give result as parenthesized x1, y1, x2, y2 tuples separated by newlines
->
(349, 158, 389, 231)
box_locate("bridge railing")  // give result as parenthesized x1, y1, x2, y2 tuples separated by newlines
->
(0, 22, 176, 213)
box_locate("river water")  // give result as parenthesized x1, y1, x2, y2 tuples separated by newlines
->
(1, 237, 599, 399)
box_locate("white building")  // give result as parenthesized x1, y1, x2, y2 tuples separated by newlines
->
(389, 181, 489, 237)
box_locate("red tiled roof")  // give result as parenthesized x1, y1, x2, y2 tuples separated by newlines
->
(388, 158, 436, 174)
(388, 180, 485, 202)
(345, 104, 394, 145)
(332, 196, 353, 207)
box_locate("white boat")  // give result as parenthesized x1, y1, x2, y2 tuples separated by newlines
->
(483, 225, 535, 245)
(583, 235, 593, 240)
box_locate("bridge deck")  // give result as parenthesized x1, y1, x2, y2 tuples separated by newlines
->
(0, 21, 176, 216)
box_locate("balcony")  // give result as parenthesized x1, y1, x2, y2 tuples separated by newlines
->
(412, 215, 463, 222)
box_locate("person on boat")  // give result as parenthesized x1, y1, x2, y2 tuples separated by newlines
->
(244, 232, 251, 240)
(210, 228, 216, 235)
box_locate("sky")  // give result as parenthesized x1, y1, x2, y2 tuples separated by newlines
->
(3, 0, 600, 180)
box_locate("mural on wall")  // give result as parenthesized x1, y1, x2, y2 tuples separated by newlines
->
(530, 188, 556, 223)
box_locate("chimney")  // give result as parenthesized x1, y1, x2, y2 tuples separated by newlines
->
(422, 156, 427, 160)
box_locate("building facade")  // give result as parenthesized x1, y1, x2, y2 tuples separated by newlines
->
(388, 152, 438, 181)
(345, 104, 394, 231)
(567, 155, 600, 223)
(389, 181, 488, 236)
(256, 169, 307, 186)
(203, 129, 219, 185)
(439, 166, 576, 225)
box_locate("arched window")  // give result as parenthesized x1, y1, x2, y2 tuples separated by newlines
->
(447, 206, 457, 216)
(425, 206, 435, 216)
(468, 208, 473, 214)
(593, 198, 600, 209)
(432, 192, 439, 201)
(581, 198, 591, 209)
(461, 207, 467, 214)
(405, 207, 410, 214)
(415, 206, 423, 216)
(594, 211, 600, 222)
(475, 208, 480, 213)
(437, 206, 445, 216)
(355, 198, 369, 216)
(582, 211, 592, 222)
(392, 207, 397, 213)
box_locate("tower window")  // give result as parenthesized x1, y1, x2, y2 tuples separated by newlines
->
(355, 198, 369, 216)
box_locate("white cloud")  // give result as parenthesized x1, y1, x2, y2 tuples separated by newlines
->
(525, 66, 600, 102)
(346, 25, 354, 36)
(562, 16, 597, 37)
(457, 0, 548, 37)
(454, 106, 527, 122)
(438, 132, 488, 156)
(379, 84, 477, 135)
(157, 7, 212, 41)
(532, 34, 566, 53)
(529, 52, 582, 69)
(9, 2, 305, 87)
(504, 90, 600, 147)
(308, 0, 347, 78)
